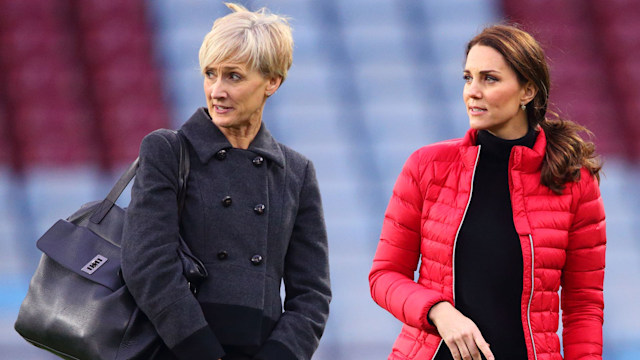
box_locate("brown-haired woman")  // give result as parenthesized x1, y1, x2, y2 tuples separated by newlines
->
(369, 24, 606, 360)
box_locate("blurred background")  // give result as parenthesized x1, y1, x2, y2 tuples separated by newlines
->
(0, 0, 638, 358)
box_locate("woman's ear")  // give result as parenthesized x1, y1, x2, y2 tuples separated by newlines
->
(521, 82, 537, 105)
(265, 76, 283, 96)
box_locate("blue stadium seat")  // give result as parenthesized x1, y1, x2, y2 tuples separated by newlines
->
(23, 167, 102, 239)
(0, 169, 29, 275)
(334, 0, 404, 26)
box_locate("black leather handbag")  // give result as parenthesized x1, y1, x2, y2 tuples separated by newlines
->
(14, 130, 207, 360)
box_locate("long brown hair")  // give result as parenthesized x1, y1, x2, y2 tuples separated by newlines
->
(465, 24, 601, 194)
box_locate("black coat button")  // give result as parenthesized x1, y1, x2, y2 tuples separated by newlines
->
(250, 254, 263, 265)
(252, 156, 264, 166)
(215, 149, 227, 160)
(222, 196, 232, 207)
(253, 204, 265, 215)
(217, 251, 228, 260)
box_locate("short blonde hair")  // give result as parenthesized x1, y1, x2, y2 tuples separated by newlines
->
(198, 3, 293, 81)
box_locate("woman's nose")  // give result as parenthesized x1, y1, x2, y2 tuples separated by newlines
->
(210, 79, 226, 99)
(464, 81, 481, 99)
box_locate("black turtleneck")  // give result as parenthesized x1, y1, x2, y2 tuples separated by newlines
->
(434, 128, 537, 360)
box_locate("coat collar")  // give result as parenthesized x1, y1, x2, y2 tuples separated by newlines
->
(459, 127, 547, 173)
(180, 108, 285, 167)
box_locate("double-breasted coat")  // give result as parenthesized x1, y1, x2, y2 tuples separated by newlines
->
(122, 108, 331, 360)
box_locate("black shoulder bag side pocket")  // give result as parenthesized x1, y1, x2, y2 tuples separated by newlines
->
(14, 130, 207, 360)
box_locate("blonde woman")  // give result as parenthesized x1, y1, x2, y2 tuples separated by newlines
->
(122, 4, 331, 360)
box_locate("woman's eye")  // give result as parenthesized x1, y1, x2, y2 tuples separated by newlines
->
(230, 73, 241, 80)
(205, 71, 216, 79)
(463, 74, 472, 83)
(486, 75, 498, 83)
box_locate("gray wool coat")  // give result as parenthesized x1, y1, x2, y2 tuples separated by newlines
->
(121, 108, 331, 360)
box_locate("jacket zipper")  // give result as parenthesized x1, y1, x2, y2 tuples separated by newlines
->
(526, 234, 538, 360)
(430, 146, 482, 360)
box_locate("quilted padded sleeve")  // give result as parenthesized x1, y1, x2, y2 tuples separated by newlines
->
(561, 168, 606, 360)
(369, 150, 448, 333)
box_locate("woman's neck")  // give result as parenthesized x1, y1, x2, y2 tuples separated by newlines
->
(477, 128, 537, 162)
(218, 121, 261, 149)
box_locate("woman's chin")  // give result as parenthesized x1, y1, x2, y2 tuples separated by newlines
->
(211, 116, 238, 128)
(468, 118, 490, 131)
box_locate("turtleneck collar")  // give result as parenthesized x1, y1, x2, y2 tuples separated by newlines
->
(476, 128, 538, 162)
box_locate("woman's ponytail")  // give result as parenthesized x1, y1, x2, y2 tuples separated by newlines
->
(539, 116, 602, 194)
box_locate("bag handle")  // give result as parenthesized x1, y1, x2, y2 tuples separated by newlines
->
(174, 130, 190, 218)
(89, 159, 139, 224)
(89, 130, 190, 224)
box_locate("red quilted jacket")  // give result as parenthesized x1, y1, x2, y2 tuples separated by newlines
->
(369, 128, 606, 360)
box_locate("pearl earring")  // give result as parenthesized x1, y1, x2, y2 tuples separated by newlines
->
(521, 103, 526, 111)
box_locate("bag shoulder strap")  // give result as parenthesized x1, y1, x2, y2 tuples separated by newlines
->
(172, 130, 190, 217)
(89, 129, 190, 224)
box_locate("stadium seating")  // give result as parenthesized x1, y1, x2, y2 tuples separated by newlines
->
(0, 0, 98, 167)
(73, 0, 170, 167)
(589, 0, 640, 159)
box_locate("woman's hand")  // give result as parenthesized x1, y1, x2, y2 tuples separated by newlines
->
(428, 302, 495, 360)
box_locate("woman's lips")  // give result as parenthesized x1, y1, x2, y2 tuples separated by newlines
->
(468, 106, 487, 116)
(214, 105, 233, 114)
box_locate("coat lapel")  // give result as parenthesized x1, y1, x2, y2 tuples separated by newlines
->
(180, 108, 285, 168)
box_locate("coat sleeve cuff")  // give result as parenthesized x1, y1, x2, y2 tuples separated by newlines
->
(422, 300, 452, 333)
(170, 325, 225, 360)
(253, 340, 296, 360)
